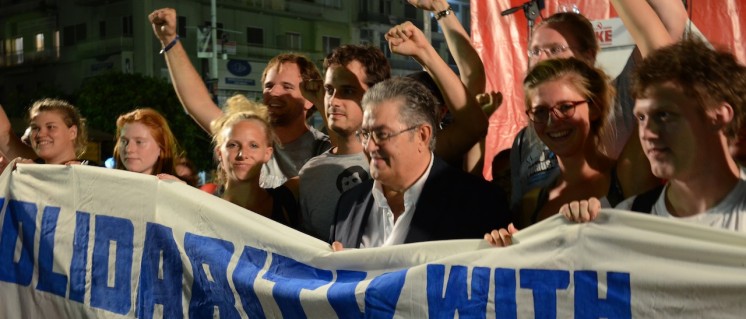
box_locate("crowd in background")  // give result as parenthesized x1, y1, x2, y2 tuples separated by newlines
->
(1, 0, 745, 250)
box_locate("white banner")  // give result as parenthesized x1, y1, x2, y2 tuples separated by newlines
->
(1, 164, 746, 318)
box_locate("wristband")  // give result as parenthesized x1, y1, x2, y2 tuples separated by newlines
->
(435, 6, 453, 20)
(159, 35, 179, 54)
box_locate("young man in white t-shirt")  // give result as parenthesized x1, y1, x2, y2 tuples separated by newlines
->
(560, 38, 746, 231)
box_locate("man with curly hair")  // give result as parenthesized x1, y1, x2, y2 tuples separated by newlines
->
(562, 38, 746, 231)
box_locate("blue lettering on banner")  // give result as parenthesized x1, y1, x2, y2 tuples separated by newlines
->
(264, 254, 334, 319)
(520, 269, 570, 319)
(364, 269, 408, 319)
(185, 232, 240, 319)
(137, 223, 183, 319)
(0, 199, 35, 286)
(426, 264, 490, 319)
(69, 211, 90, 303)
(36, 206, 67, 297)
(494, 268, 517, 318)
(0, 197, 635, 318)
(328, 270, 367, 319)
(233, 245, 268, 319)
(574, 271, 631, 319)
(91, 215, 134, 315)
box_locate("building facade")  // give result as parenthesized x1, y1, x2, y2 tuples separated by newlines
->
(0, 0, 471, 107)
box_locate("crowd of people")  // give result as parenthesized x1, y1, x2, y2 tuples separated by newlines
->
(1, 0, 745, 251)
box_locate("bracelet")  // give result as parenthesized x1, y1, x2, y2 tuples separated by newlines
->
(159, 35, 180, 54)
(435, 6, 453, 20)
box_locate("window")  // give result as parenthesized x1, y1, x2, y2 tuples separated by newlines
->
(404, 4, 417, 19)
(322, 36, 341, 54)
(99, 21, 106, 38)
(320, 0, 341, 8)
(461, 4, 471, 32)
(247, 27, 263, 46)
(360, 29, 373, 42)
(204, 22, 224, 40)
(35, 33, 44, 52)
(178, 16, 187, 38)
(63, 23, 87, 46)
(54, 31, 60, 58)
(14, 37, 23, 64)
(379, 0, 391, 15)
(0, 38, 5, 57)
(379, 33, 390, 58)
(75, 23, 87, 42)
(63, 25, 75, 46)
(286, 32, 301, 50)
(123, 16, 133, 37)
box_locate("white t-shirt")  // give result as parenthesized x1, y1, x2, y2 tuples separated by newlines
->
(617, 180, 746, 232)
(360, 154, 434, 248)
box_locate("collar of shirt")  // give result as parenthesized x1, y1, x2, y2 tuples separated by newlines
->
(361, 153, 434, 248)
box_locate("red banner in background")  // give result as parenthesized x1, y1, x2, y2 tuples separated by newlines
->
(473, 0, 746, 180)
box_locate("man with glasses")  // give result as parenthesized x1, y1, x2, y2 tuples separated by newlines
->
(331, 77, 510, 249)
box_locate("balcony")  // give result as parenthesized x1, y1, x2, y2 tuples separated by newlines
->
(75, 37, 134, 59)
(358, 11, 399, 25)
(74, 0, 125, 6)
(0, 48, 59, 68)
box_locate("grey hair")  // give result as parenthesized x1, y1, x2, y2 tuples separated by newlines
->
(361, 77, 438, 150)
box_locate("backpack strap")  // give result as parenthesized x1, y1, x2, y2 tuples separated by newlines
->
(629, 185, 665, 214)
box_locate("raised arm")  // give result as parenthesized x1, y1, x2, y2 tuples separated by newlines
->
(149, 8, 223, 133)
(386, 22, 487, 162)
(407, 0, 486, 96)
(613, 0, 685, 194)
(649, 0, 689, 41)
(0, 104, 36, 160)
(612, 0, 686, 57)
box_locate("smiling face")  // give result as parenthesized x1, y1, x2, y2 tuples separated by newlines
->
(528, 78, 597, 158)
(262, 62, 309, 127)
(29, 110, 78, 164)
(324, 61, 368, 137)
(118, 122, 162, 175)
(361, 99, 430, 190)
(217, 119, 273, 182)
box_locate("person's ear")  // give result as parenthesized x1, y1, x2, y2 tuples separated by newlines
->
(214, 146, 222, 161)
(68, 125, 78, 141)
(417, 124, 432, 151)
(303, 99, 314, 111)
(588, 100, 601, 121)
(264, 145, 273, 162)
(710, 101, 734, 132)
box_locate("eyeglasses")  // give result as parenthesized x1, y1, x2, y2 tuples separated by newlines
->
(527, 45, 572, 58)
(356, 125, 419, 145)
(526, 100, 589, 124)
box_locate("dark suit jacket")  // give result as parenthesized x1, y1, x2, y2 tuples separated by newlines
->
(331, 157, 511, 247)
